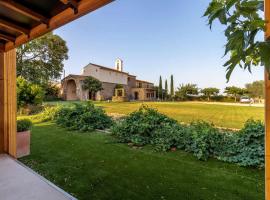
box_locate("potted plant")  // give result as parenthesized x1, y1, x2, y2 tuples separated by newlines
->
(17, 119, 33, 158)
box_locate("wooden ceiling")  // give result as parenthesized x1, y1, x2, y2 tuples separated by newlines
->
(0, 0, 113, 52)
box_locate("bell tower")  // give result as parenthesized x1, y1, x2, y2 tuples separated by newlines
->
(115, 58, 123, 72)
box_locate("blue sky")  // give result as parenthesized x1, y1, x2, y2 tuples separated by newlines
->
(55, 0, 264, 90)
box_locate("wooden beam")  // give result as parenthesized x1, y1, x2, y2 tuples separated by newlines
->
(0, 0, 49, 24)
(0, 49, 16, 157)
(60, 0, 79, 14)
(265, 0, 270, 199)
(0, 18, 29, 35)
(4, 0, 114, 51)
(0, 33, 16, 42)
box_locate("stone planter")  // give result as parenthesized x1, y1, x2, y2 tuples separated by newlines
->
(16, 130, 30, 158)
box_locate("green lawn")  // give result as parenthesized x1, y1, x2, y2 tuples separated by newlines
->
(45, 101, 264, 129)
(20, 122, 264, 200)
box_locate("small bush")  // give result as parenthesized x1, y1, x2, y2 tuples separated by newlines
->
(17, 119, 33, 132)
(111, 105, 177, 144)
(17, 76, 44, 109)
(33, 105, 62, 122)
(56, 101, 113, 131)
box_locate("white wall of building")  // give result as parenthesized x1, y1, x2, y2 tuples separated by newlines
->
(82, 64, 128, 85)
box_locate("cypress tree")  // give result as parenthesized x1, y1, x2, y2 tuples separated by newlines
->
(158, 76, 162, 100)
(170, 75, 174, 98)
(165, 79, 168, 100)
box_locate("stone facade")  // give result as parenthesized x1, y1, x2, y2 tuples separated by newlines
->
(61, 59, 156, 101)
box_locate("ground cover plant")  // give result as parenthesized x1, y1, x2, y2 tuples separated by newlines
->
(20, 122, 264, 200)
(56, 101, 113, 131)
(45, 101, 263, 129)
(112, 106, 265, 167)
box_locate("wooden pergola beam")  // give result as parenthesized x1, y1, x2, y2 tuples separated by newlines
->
(60, 0, 79, 14)
(0, 33, 16, 42)
(4, 0, 113, 51)
(0, 0, 49, 24)
(0, 18, 29, 35)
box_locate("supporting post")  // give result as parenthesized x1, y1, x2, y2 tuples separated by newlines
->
(266, 0, 270, 199)
(0, 49, 17, 157)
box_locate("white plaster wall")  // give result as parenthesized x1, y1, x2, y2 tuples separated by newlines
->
(82, 64, 128, 85)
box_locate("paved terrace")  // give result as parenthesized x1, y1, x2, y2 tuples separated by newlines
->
(0, 154, 76, 200)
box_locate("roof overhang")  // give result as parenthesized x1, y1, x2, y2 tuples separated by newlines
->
(0, 0, 114, 52)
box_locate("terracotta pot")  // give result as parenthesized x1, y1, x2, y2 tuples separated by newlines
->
(16, 130, 30, 158)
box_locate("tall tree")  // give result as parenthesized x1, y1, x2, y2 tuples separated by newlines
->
(165, 79, 168, 100)
(224, 86, 246, 102)
(17, 32, 68, 85)
(82, 77, 103, 100)
(175, 83, 198, 101)
(204, 0, 269, 81)
(201, 87, 220, 101)
(245, 80, 265, 102)
(170, 75, 174, 98)
(158, 76, 163, 100)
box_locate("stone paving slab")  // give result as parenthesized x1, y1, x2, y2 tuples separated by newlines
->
(0, 154, 76, 200)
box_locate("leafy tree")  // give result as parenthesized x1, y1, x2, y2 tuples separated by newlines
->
(82, 77, 103, 100)
(204, 0, 269, 81)
(165, 79, 168, 100)
(201, 87, 220, 101)
(170, 75, 174, 98)
(17, 76, 44, 108)
(17, 32, 68, 85)
(224, 86, 246, 102)
(175, 83, 199, 100)
(245, 80, 264, 101)
(158, 76, 163, 100)
(43, 83, 60, 101)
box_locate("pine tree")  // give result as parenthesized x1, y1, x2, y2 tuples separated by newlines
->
(170, 75, 174, 99)
(158, 76, 163, 100)
(165, 79, 168, 100)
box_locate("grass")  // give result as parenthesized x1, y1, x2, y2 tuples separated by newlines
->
(20, 122, 264, 200)
(45, 101, 264, 129)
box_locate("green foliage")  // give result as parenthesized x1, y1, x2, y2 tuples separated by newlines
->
(164, 79, 168, 99)
(112, 106, 265, 167)
(158, 76, 163, 99)
(204, 0, 268, 81)
(82, 77, 103, 99)
(220, 119, 265, 167)
(224, 86, 247, 101)
(201, 87, 220, 101)
(17, 119, 33, 132)
(17, 76, 44, 108)
(175, 83, 199, 100)
(17, 32, 68, 85)
(56, 102, 113, 132)
(245, 80, 264, 100)
(111, 105, 177, 144)
(33, 106, 62, 122)
(170, 75, 174, 98)
(115, 84, 124, 89)
(43, 83, 60, 101)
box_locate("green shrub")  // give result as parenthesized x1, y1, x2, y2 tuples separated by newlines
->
(219, 119, 265, 168)
(43, 83, 61, 101)
(17, 76, 44, 109)
(112, 106, 265, 168)
(56, 102, 113, 131)
(111, 105, 177, 144)
(33, 105, 62, 122)
(17, 119, 33, 132)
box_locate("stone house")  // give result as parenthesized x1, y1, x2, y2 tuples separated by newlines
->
(61, 59, 156, 101)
